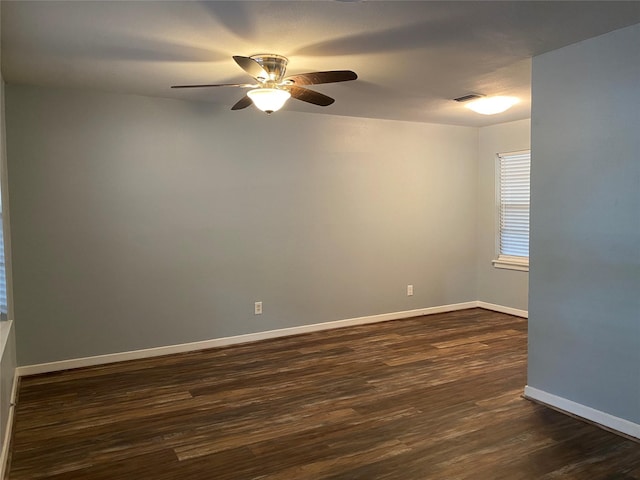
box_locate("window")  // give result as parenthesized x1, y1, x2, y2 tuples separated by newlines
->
(493, 150, 530, 272)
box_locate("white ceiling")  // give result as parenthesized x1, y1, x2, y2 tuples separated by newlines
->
(2, 1, 639, 127)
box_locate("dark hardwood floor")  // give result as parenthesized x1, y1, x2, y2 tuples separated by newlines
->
(7, 308, 640, 479)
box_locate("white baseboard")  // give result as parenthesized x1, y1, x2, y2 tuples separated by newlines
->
(524, 386, 640, 440)
(17, 301, 479, 377)
(0, 370, 19, 480)
(476, 301, 528, 318)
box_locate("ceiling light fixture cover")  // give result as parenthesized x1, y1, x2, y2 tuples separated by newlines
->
(465, 96, 519, 115)
(247, 88, 291, 114)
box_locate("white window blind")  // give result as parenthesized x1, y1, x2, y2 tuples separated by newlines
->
(497, 151, 530, 266)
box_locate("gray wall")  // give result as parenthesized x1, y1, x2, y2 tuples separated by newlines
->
(0, 4, 17, 462)
(476, 119, 530, 311)
(0, 323, 15, 458)
(6, 86, 479, 366)
(528, 24, 640, 423)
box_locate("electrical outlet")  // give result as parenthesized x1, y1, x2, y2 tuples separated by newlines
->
(255, 301, 263, 315)
(407, 285, 414, 296)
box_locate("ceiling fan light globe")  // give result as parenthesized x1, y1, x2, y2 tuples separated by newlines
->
(247, 88, 291, 113)
(465, 96, 519, 115)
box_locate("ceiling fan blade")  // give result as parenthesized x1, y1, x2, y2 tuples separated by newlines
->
(233, 55, 269, 81)
(288, 86, 335, 107)
(171, 83, 256, 89)
(231, 95, 253, 110)
(283, 70, 357, 86)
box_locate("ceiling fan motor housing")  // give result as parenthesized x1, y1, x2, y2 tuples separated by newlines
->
(250, 54, 289, 83)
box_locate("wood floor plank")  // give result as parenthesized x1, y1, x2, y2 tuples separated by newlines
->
(7, 308, 640, 479)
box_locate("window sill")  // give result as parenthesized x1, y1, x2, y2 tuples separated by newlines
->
(492, 256, 529, 272)
(0, 320, 12, 358)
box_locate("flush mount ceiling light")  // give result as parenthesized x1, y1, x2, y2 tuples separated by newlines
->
(465, 96, 519, 115)
(247, 88, 291, 114)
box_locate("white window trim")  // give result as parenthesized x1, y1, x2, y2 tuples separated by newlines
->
(492, 255, 529, 272)
(493, 150, 530, 272)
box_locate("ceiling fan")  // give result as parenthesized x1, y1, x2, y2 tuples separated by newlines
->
(171, 54, 358, 114)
